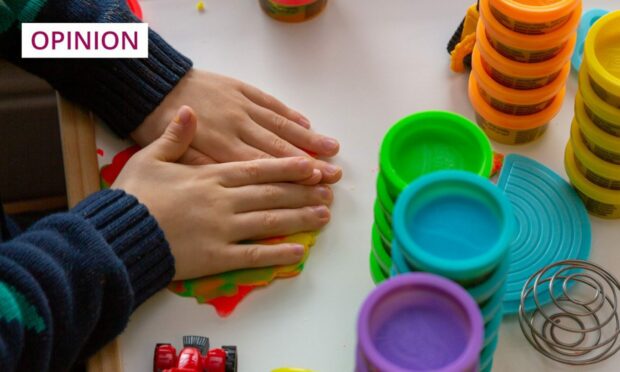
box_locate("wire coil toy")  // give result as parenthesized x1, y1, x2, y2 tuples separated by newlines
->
(518, 260, 620, 365)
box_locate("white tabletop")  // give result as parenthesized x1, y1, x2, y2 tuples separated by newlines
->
(120, 1, 620, 371)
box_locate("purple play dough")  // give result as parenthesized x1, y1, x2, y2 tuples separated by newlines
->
(357, 273, 483, 372)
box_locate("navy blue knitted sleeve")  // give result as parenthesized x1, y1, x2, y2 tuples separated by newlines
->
(0, 189, 174, 372)
(0, 0, 193, 138)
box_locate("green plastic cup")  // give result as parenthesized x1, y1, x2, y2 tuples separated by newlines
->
(373, 200, 393, 248)
(371, 224, 392, 272)
(369, 252, 388, 284)
(379, 111, 493, 198)
(376, 174, 395, 222)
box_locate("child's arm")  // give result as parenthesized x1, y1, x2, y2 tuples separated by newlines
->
(0, 0, 342, 184)
(0, 189, 174, 371)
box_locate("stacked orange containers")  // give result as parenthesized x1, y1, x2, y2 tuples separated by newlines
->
(565, 11, 620, 219)
(469, 0, 581, 144)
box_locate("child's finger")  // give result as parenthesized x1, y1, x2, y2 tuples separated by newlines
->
(178, 147, 218, 165)
(232, 206, 330, 241)
(240, 123, 310, 158)
(218, 157, 315, 187)
(226, 243, 306, 270)
(144, 106, 197, 162)
(231, 183, 332, 213)
(249, 105, 340, 157)
(240, 83, 311, 129)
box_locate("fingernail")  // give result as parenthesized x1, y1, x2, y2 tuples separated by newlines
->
(292, 244, 305, 256)
(312, 205, 330, 218)
(175, 106, 192, 125)
(317, 185, 331, 200)
(299, 116, 311, 128)
(324, 164, 341, 176)
(322, 137, 339, 151)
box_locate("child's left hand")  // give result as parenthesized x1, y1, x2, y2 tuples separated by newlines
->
(131, 69, 342, 184)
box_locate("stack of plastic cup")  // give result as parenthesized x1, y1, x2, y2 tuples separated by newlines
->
(391, 170, 515, 372)
(357, 273, 484, 372)
(565, 11, 620, 219)
(370, 111, 494, 284)
(469, 0, 581, 144)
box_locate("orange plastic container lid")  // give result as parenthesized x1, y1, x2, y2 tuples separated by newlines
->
(476, 19, 576, 78)
(469, 74, 566, 129)
(489, 0, 580, 24)
(584, 11, 620, 100)
(472, 45, 570, 105)
(480, 0, 581, 50)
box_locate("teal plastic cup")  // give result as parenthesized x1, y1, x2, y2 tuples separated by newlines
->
(393, 171, 514, 282)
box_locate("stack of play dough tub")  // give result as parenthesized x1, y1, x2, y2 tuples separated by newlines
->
(565, 11, 620, 219)
(469, 0, 581, 144)
(390, 170, 514, 372)
(370, 111, 494, 284)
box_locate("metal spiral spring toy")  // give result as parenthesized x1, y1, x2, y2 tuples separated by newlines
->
(518, 260, 620, 365)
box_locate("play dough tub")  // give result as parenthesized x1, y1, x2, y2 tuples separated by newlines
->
(469, 74, 565, 144)
(379, 111, 493, 198)
(357, 273, 483, 371)
(488, 0, 579, 35)
(565, 144, 620, 219)
(393, 171, 514, 282)
(480, 0, 580, 63)
(575, 93, 620, 164)
(476, 20, 575, 89)
(472, 45, 569, 115)
(571, 120, 620, 190)
(579, 63, 620, 136)
(259, 0, 327, 22)
(584, 11, 620, 108)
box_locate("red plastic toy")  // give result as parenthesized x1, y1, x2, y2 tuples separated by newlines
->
(126, 0, 143, 19)
(154, 336, 237, 372)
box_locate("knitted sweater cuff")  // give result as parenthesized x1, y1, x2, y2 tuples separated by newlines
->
(72, 189, 175, 307)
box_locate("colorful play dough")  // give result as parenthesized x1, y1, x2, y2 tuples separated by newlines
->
(169, 232, 317, 316)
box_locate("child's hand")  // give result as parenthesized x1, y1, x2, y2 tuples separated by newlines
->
(131, 69, 342, 184)
(114, 106, 333, 280)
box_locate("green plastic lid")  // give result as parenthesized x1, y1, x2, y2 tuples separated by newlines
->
(379, 111, 493, 197)
(371, 224, 392, 273)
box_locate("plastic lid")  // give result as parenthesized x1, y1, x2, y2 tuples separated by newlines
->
(469, 73, 566, 129)
(571, 119, 620, 183)
(480, 336, 499, 371)
(572, 9, 609, 73)
(369, 252, 388, 285)
(480, 284, 505, 324)
(268, 0, 318, 5)
(475, 19, 576, 78)
(481, 0, 581, 51)
(394, 171, 514, 282)
(565, 144, 620, 205)
(373, 200, 393, 245)
(579, 63, 620, 128)
(575, 92, 620, 155)
(489, 0, 579, 23)
(376, 174, 395, 217)
(584, 11, 620, 99)
(379, 111, 493, 197)
(497, 154, 592, 314)
(357, 273, 484, 372)
(483, 308, 502, 348)
(391, 239, 410, 275)
(472, 46, 570, 105)
(372, 224, 392, 274)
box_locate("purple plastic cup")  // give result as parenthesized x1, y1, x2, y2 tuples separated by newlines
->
(357, 273, 484, 372)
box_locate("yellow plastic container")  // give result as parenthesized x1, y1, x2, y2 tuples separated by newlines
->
(575, 92, 620, 164)
(469, 73, 564, 144)
(476, 19, 576, 89)
(571, 119, 620, 190)
(565, 143, 620, 219)
(488, 0, 580, 35)
(583, 11, 620, 108)
(579, 63, 620, 136)
(472, 45, 569, 115)
(259, 0, 327, 22)
(480, 0, 581, 63)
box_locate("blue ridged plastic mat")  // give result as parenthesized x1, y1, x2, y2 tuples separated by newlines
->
(498, 155, 591, 314)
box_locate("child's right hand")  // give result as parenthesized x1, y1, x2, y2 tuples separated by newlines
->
(112, 106, 333, 280)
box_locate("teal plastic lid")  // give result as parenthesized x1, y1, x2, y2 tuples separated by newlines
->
(497, 154, 592, 314)
(394, 171, 514, 282)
